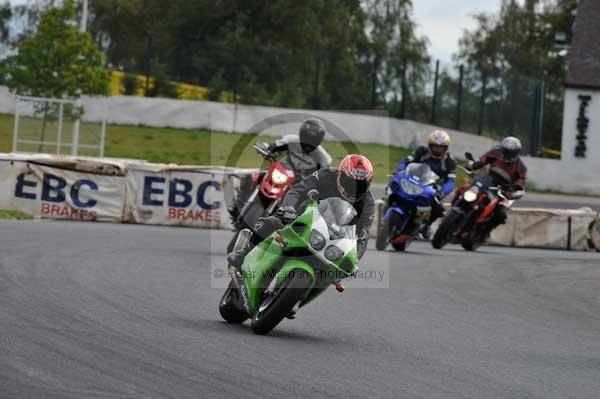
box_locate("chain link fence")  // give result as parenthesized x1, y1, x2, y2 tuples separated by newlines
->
(408, 60, 563, 158)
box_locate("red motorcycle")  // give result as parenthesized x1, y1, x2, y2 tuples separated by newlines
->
(432, 152, 523, 251)
(226, 143, 296, 252)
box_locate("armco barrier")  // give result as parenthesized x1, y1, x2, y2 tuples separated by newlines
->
(0, 153, 597, 251)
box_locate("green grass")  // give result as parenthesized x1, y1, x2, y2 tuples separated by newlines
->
(0, 113, 409, 183)
(0, 210, 33, 220)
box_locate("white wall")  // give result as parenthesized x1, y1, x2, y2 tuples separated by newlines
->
(525, 88, 600, 195)
(0, 86, 497, 160)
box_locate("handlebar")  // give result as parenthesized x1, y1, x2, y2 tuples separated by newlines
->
(253, 142, 277, 161)
(458, 164, 475, 176)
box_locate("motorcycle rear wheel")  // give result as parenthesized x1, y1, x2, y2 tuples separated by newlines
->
(219, 281, 248, 324)
(461, 236, 482, 251)
(376, 212, 402, 251)
(251, 271, 312, 335)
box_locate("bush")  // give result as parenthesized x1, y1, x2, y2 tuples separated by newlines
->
(123, 73, 138, 95)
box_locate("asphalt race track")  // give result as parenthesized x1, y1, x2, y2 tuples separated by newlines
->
(1, 220, 599, 399)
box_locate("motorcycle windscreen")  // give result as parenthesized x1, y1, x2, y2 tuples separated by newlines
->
(317, 198, 357, 240)
(405, 163, 439, 185)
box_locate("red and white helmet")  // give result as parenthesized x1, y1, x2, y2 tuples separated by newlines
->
(427, 130, 451, 160)
(337, 154, 374, 202)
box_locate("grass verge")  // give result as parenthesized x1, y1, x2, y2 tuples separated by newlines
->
(0, 210, 33, 220)
(0, 113, 409, 183)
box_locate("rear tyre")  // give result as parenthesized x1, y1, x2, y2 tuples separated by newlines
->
(251, 271, 312, 335)
(461, 236, 482, 251)
(219, 281, 248, 324)
(432, 209, 462, 249)
(376, 212, 401, 251)
(391, 241, 407, 251)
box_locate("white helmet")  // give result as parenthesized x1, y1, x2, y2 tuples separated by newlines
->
(427, 130, 451, 159)
(501, 136, 522, 163)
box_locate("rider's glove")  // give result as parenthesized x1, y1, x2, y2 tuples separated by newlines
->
(433, 184, 443, 201)
(276, 206, 297, 224)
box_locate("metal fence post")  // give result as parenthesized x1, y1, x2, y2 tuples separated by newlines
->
(12, 97, 20, 153)
(536, 81, 545, 156)
(431, 60, 440, 124)
(455, 65, 464, 130)
(56, 102, 64, 155)
(478, 72, 487, 136)
(400, 58, 407, 119)
(71, 99, 81, 156)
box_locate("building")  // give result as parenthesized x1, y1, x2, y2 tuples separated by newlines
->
(526, 0, 600, 195)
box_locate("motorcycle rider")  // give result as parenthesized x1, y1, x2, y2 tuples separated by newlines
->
(228, 118, 332, 222)
(228, 154, 376, 268)
(395, 130, 457, 238)
(465, 136, 527, 236)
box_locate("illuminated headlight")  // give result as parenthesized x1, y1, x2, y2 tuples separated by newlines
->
(324, 245, 345, 261)
(309, 230, 326, 250)
(271, 169, 289, 185)
(463, 188, 478, 202)
(400, 179, 424, 195)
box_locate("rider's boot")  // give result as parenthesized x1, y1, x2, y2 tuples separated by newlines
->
(421, 223, 432, 240)
(227, 240, 256, 270)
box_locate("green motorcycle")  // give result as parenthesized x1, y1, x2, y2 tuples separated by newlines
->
(219, 191, 359, 335)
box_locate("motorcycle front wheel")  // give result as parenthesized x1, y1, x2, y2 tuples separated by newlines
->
(432, 209, 463, 249)
(376, 212, 403, 251)
(251, 271, 312, 335)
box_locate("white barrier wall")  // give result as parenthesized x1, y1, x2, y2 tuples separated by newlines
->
(0, 85, 497, 163)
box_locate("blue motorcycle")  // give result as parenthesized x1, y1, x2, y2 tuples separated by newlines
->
(376, 163, 440, 251)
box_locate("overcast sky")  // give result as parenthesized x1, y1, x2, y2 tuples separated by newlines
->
(6, 0, 507, 62)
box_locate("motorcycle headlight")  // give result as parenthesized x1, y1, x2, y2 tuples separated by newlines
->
(309, 230, 326, 250)
(400, 179, 424, 195)
(463, 188, 478, 202)
(271, 168, 288, 185)
(324, 245, 345, 261)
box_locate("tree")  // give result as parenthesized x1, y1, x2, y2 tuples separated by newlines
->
(0, 2, 10, 42)
(455, 0, 576, 148)
(364, 0, 430, 114)
(2, 0, 109, 98)
(1, 0, 109, 149)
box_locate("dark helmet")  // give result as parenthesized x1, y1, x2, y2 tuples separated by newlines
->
(501, 136, 522, 163)
(299, 118, 326, 154)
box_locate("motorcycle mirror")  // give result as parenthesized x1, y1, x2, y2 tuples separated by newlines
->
(465, 152, 474, 161)
(307, 189, 320, 200)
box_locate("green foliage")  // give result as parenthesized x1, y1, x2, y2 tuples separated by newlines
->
(146, 63, 179, 98)
(122, 73, 139, 95)
(1, 0, 109, 99)
(87, 0, 430, 110)
(0, 2, 10, 42)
